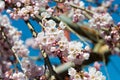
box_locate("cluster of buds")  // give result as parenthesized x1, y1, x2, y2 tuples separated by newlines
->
(5, 0, 49, 20)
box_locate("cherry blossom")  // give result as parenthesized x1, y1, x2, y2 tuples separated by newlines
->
(0, 0, 5, 12)
(68, 67, 77, 77)
(67, 41, 90, 64)
(59, 21, 67, 29)
(5, 0, 49, 20)
(21, 58, 44, 78)
(89, 13, 113, 29)
(88, 67, 106, 80)
(68, 67, 106, 80)
(41, 11, 51, 19)
(12, 72, 26, 80)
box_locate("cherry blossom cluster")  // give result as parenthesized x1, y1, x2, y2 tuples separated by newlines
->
(0, 14, 29, 57)
(88, 12, 120, 54)
(5, 0, 49, 20)
(21, 58, 44, 78)
(26, 19, 69, 61)
(53, 0, 86, 22)
(89, 13, 113, 29)
(86, 0, 113, 13)
(0, 0, 5, 12)
(68, 66, 106, 80)
(26, 19, 90, 64)
(67, 41, 90, 65)
(0, 15, 13, 57)
(101, 24, 120, 54)
(0, 14, 31, 79)
(5, 71, 26, 80)
(65, 0, 85, 22)
(52, 0, 115, 24)
(3, 58, 44, 80)
(72, 8, 85, 23)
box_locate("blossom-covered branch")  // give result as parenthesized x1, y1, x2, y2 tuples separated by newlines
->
(0, 0, 120, 80)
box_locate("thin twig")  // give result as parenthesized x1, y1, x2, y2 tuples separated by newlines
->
(70, 3, 94, 14)
(53, 0, 65, 3)
(25, 21, 38, 37)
